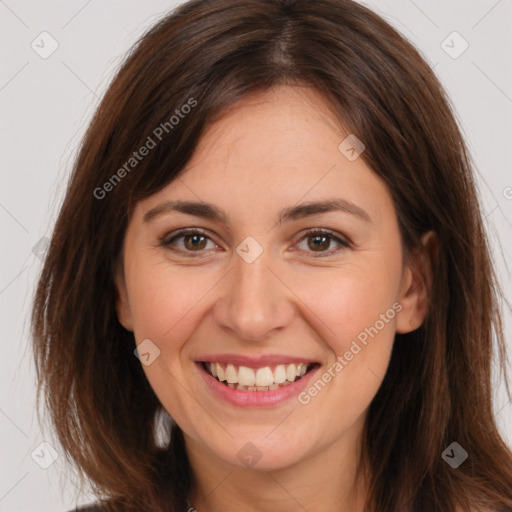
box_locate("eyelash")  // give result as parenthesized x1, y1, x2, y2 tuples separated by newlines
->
(159, 228, 350, 258)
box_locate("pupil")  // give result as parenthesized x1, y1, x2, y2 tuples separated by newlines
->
(186, 234, 206, 250)
(310, 235, 329, 251)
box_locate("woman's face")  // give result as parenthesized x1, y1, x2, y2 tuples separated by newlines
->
(115, 86, 426, 472)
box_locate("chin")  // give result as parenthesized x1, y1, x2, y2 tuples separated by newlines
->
(204, 432, 313, 472)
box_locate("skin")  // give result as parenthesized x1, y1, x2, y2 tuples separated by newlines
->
(115, 85, 435, 512)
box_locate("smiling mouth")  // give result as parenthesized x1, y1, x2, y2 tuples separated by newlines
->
(201, 361, 317, 391)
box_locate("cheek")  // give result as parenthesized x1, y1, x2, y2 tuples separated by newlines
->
(293, 254, 400, 406)
(125, 259, 222, 358)
(125, 263, 215, 423)
(296, 256, 401, 348)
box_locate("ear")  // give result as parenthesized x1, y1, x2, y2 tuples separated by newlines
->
(113, 263, 134, 332)
(396, 230, 438, 334)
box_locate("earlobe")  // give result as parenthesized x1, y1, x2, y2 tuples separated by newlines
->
(396, 230, 438, 334)
(113, 265, 134, 332)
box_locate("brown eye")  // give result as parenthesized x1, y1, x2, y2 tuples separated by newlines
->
(295, 229, 350, 257)
(182, 233, 208, 251)
(161, 229, 218, 255)
(307, 234, 331, 251)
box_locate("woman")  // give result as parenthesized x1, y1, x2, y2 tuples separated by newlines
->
(31, 0, 512, 511)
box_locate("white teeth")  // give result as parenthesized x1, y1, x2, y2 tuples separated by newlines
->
(205, 362, 311, 389)
(286, 364, 296, 382)
(225, 363, 238, 383)
(238, 366, 256, 386)
(274, 364, 287, 384)
(255, 367, 274, 387)
(217, 364, 226, 381)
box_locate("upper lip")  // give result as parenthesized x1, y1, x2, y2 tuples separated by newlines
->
(196, 354, 319, 368)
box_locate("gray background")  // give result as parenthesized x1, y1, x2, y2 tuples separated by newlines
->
(1, 0, 511, 510)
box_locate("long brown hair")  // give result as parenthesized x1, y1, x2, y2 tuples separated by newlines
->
(31, 1, 512, 510)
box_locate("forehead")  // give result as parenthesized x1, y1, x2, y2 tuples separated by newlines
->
(190, 85, 345, 172)
(133, 85, 394, 231)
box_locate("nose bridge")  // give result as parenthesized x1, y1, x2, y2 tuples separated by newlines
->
(213, 242, 294, 341)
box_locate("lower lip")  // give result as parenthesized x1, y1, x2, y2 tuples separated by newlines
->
(197, 362, 320, 407)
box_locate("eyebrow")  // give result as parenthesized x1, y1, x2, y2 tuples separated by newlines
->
(143, 198, 372, 225)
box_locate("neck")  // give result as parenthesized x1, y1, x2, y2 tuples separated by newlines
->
(184, 414, 369, 512)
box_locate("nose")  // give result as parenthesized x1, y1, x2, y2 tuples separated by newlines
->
(212, 246, 295, 342)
